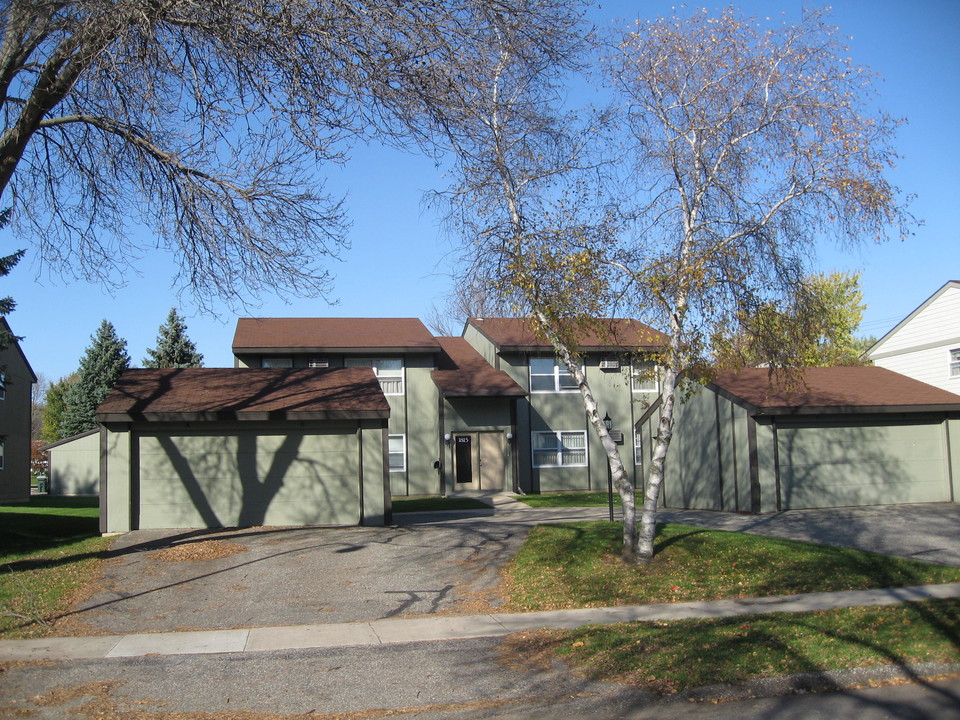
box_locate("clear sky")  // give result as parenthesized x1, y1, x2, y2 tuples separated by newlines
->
(3, 0, 958, 384)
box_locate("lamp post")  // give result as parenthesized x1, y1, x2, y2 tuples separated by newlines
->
(603, 413, 614, 522)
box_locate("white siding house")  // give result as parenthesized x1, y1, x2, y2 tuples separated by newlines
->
(867, 281, 960, 393)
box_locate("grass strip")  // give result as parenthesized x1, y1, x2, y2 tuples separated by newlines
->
(392, 496, 492, 513)
(501, 521, 960, 611)
(513, 492, 620, 508)
(502, 599, 960, 694)
(1, 497, 110, 639)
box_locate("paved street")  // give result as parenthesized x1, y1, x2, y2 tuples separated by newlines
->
(2, 638, 958, 719)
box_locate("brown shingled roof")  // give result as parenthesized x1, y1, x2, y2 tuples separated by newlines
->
(431, 337, 526, 397)
(97, 368, 389, 421)
(710, 367, 960, 413)
(468, 317, 666, 351)
(233, 318, 440, 352)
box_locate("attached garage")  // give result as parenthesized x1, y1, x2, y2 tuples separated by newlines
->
(97, 367, 391, 533)
(636, 366, 960, 513)
(775, 419, 951, 510)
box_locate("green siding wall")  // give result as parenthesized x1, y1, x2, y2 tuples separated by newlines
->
(48, 431, 100, 496)
(402, 357, 441, 496)
(0, 340, 33, 503)
(103, 427, 132, 532)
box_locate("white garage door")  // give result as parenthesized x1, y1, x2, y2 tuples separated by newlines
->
(777, 422, 951, 510)
(137, 429, 360, 529)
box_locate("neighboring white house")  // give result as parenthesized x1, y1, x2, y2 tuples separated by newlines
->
(866, 281, 960, 393)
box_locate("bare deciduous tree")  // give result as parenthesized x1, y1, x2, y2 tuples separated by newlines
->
(0, 0, 587, 306)
(604, 7, 914, 560)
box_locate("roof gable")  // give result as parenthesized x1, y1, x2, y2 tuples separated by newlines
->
(868, 280, 960, 357)
(0, 317, 37, 382)
(97, 368, 390, 421)
(233, 318, 441, 353)
(467, 317, 666, 352)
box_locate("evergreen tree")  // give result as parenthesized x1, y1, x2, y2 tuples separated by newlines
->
(61, 321, 130, 437)
(143, 308, 204, 368)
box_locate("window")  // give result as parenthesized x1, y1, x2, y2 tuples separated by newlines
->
(634, 430, 643, 467)
(529, 357, 579, 393)
(262, 357, 293, 368)
(631, 361, 659, 394)
(345, 357, 404, 395)
(0, 373, 4, 401)
(532, 430, 587, 468)
(388, 435, 406, 472)
(950, 349, 960, 378)
(308, 358, 330, 368)
(0, 439, 4, 471)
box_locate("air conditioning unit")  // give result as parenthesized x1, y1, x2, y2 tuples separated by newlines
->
(599, 357, 620, 370)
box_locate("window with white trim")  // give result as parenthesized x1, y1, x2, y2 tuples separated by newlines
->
(532, 430, 587, 468)
(634, 429, 643, 467)
(950, 349, 960, 378)
(345, 357, 404, 395)
(631, 361, 659, 394)
(388, 434, 406, 472)
(529, 357, 580, 393)
(262, 357, 293, 368)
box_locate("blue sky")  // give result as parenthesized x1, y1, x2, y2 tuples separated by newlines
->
(3, 0, 958, 383)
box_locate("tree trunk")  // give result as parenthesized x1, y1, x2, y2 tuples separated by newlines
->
(535, 312, 638, 562)
(637, 363, 676, 561)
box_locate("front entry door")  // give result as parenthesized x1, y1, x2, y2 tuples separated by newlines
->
(453, 432, 506, 491)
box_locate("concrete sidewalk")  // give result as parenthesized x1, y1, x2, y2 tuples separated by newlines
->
(3, 581, 958, 663)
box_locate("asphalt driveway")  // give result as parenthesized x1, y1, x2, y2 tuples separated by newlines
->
(59, 501, 960, 637)
(62, 521, 528, 636)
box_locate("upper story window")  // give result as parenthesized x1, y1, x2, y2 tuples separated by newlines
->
(631, 361, 660, 394)
(529, 357, 580, 393)
(262, 357, 293, 368)
(345, 357, 404, 395)
(950, 349, 960, 378)
(0, 373, 5, 401)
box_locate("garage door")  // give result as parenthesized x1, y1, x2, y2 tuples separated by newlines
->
(137, 429, 359, 529)
(777, 421, 952, 510)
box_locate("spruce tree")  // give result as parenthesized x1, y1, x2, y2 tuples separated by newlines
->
(143, 308, 204, 369)
(61, 320, 130, 437)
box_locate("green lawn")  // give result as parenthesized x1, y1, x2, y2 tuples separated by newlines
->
(502, 521, 960, 610)
(0, 496, 110, 639)
(500, 521, 960, 692)
(504, 599, 960, 694)
(392, 496, 492, 512)
(513, 492, 620, 508)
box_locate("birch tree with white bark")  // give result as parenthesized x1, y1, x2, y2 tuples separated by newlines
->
(604, 7, 914, 561)
(434, 15, 656, 562)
